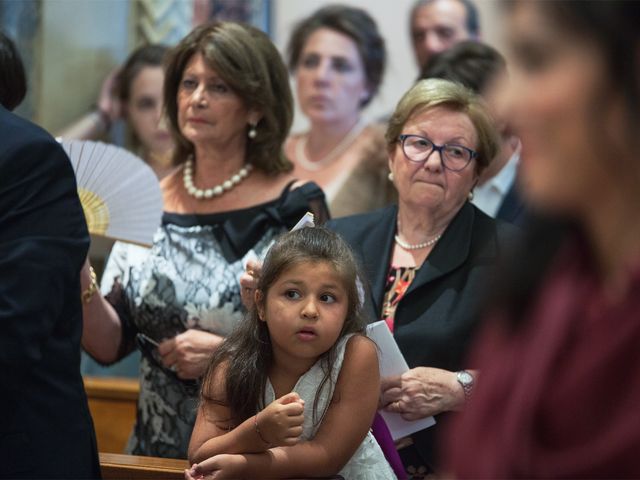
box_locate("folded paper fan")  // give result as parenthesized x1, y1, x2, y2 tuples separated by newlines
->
(61, 140, 163, 246)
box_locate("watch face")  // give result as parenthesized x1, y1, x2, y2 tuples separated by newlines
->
(458, 371, 473, 385)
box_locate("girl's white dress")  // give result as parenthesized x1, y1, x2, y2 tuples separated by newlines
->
(264, 334, 397, 479)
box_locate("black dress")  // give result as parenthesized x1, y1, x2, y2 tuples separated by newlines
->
(106, 181, 327, 458)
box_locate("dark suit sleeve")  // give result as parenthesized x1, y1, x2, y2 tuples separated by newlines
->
(0, 136, 89, 377)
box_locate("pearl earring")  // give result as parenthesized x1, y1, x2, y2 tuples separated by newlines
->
(388, 172, 394, 182)
(468, 190, 474, 201)
(248, 124, 257, 139)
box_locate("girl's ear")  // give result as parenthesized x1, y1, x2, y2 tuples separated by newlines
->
(255, 289, 266, 321)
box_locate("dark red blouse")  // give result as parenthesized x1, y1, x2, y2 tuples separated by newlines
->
(446, 240, 640, 478)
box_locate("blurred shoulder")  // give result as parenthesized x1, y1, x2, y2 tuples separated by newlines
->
(1, 108, 61, 153)
(0, 109, 71, 179)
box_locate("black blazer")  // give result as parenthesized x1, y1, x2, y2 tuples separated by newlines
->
(496, 182, 528, 226)
(0, 107, 101, 478)
(328, 202, 518, 468)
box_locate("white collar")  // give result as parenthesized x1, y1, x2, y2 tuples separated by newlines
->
(484, 150, 519, 195)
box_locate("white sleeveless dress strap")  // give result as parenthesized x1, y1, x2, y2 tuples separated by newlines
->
(265, 334, 397, 479)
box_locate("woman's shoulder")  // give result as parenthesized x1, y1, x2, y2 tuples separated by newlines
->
(159, 166, 183, 207)
(464, 204, 522, 260)
(327, 205, 396, 235)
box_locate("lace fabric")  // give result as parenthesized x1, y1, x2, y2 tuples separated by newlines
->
(105, 182, 327, 458)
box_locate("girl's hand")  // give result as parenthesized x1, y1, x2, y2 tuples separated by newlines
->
(257, 392, 305, 447)
(380, 366, 465, 419)
(239, 259, 262, 310)
(158, 329, 223, 379)
(187, 455, 246, 479)
(96, 67, 122, 124)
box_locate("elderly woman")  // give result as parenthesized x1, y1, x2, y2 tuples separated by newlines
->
(327, 78, 516, 475)
(284, 5, 394, 217)
(80, 22, 327, 458)
(447, 1, 640, 477)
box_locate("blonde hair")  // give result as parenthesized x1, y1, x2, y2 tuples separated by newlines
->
(386, 78, 499, 174)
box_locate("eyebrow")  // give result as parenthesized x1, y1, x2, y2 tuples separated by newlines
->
(414, 132, 471, 144)
(182, 69, 223, 80)
(280, 279, 342, 290)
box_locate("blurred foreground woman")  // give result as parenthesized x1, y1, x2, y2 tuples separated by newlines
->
(446, 1, 640, 477)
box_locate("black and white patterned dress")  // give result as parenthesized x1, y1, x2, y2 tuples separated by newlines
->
(106, 181, 327, 458)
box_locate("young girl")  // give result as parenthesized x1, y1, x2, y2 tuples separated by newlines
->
(187, 227, 396, 479)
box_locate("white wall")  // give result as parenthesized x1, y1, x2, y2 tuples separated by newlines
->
(272, 0, 504, 134)
(38, 0, 132, 131)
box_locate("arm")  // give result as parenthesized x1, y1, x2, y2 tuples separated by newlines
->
(191, 335, 380, 479)
(0, 135, 90, 376)
(80, 259, 125, 363)
(188, 363, 304, 462)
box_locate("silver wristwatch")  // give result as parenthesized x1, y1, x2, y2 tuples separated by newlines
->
(456, 370, 475, 401)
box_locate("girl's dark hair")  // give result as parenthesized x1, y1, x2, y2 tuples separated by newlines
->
(201, 226, 367, 426)
(116, 44, 168, 104)
(116, 44, 168, 151)
(0, 31, 27, 111)
(494, 1, 640, 329)
(164, 22, 294, 173)
(287, 5, 386, 108)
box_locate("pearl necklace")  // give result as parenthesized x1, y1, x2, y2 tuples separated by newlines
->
(394, 233, 442, 250)
(182, 157, 253, 200)
(295, 120, 366, 172)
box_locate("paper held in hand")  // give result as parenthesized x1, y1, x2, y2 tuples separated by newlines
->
(242, 212, 315, 269)
(366, 320, 436, 440)
(291, 211, 315, 230)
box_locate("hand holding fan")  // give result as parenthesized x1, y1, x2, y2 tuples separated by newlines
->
(61, 140, 163, 246)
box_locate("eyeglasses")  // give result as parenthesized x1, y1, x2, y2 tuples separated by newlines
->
(136, 333, 200, 396)
(398, 134, 477, 172)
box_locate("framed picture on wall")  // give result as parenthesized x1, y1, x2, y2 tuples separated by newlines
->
(193, 0, 271, 35)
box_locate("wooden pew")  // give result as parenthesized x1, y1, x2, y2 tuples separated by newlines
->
(84, 376, 139, 453)
(100, 453, 188, 479)
(87, 377, 344, 479)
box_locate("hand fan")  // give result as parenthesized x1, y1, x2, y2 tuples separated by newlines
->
(61, 139, 163, 246)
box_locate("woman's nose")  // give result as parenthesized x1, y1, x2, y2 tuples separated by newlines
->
(191, 86, 207, 108)
(423, 148, 444, 172)
(312, 59, 331, 85)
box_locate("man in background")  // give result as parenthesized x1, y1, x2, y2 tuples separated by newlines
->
(410, 0, 480, 71)
(421, 40, 527, 225)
